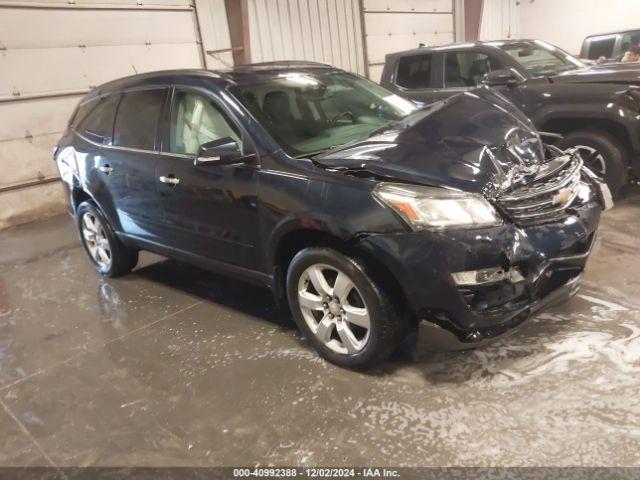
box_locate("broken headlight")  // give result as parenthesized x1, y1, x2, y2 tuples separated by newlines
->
(374, 183, 502, 230)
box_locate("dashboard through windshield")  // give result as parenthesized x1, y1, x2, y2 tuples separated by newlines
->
(498, 40, 583, 77)
(230, 71, 417, 157)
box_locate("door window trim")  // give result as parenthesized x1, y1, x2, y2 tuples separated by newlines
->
(161, 85, 257, 162)
(72, 128, 161, 156)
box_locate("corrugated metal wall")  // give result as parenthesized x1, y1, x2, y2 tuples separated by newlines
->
(0, 0, 209, 229)
(363, 0, 456, 81)
(247, 0, 366, 76)
(479, 0, 519, 41)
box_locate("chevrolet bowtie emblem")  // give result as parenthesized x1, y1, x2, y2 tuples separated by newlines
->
(552, 187, 572, 206)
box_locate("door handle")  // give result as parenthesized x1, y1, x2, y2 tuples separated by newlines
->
(98, 164, 113, 174)
(159, 175, 180, 185)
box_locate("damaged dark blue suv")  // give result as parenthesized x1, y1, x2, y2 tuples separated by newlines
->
(55, 62, 612, 368)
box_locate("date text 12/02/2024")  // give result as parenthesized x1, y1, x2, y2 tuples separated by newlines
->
(232, 467, 401, 478)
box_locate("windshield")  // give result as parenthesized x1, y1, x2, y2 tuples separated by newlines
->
(230, 71, 417, 157)
(498, 40, 584, 77)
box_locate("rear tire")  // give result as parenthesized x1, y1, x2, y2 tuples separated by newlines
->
(76, 201, 138, 277)
(555, 129, 628, 196)
(286, 247, 404, 369)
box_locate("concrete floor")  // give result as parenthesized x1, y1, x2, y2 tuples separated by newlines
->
(0, 189, 639, 468)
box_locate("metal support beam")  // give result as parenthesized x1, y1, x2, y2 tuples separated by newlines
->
(224, 0, 251, 65)
(358, 0, 370, 79)
(464, 0, 484, 42)
(0, 89, 88, 104)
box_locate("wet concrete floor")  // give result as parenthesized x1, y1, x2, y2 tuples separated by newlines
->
(0, 189, 639, 468)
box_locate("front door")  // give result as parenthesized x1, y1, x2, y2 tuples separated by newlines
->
(156, 87, 260, 270)
(438, 50, 497, 99)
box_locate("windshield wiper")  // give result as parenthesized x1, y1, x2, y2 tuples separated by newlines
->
(294, 149, 330, 159)
(294, 142, 352, 159)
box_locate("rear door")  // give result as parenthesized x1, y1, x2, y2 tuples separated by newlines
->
(155, 86, 260, 270)
(102, 87, 167, 241)
(70, 93, 120, 222)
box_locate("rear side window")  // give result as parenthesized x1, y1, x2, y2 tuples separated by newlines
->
(586, 36, 617, 59)
(74, 95, 119, 144)
(396, 54, 432, 89)
(113, 89, 165, 150)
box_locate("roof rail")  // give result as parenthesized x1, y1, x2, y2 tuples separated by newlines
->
(239, 60, 332, 68)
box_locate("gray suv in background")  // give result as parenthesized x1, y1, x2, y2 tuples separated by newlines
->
(380, 39, 640, 195)
(581, 29, 640, 62)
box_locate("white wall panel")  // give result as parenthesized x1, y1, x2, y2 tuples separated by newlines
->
(0, 43, 201, 99)
(0, 0, 191, 7)
(194, 0, 234, 69)
(0, 134, 61, 186)
(247, 0, 365, 75)
(363, 0, 455, 81)
(518, 0, 640, 54)
(364, 0, 452, 13)
(478, 0, 519, 41)
(0, 9, 199, 49)
(0, 3, 204, 228)
(0, 95, 82, 142)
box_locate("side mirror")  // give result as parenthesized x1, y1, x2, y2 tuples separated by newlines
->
(482, 69, 520, 87)
(194, 137, 247, 166)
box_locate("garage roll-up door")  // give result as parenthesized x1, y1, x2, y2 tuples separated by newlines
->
(0, 0, 205, 229)
(363, 0, 456, 81)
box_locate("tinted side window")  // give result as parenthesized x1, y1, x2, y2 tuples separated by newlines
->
(445, 52, 492, 88)
(169, 90, 241, 155)
(113, 89, 165, 150)
(587, 37, 617, 59)
(619, 32, 640, 56)
(75, 95, 119, 143)
(71, 100, 95, 130)
(396, 54, 432, 89)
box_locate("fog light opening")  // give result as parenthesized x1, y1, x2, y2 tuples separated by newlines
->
(452, 267, 525, 286)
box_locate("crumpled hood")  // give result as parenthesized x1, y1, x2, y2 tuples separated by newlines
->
(550, 64, 640, 86)
(314, 88, 544, 195)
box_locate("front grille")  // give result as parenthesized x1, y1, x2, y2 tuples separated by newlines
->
(497, 155, 583, 225)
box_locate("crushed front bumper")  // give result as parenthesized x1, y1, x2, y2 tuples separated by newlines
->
(417, 272, 583, 350)
(356, 183, 606, 349)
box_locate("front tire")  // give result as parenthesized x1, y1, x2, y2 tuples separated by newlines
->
(76, 201, 138, 277)
(286, 247, 403, 369)
(555, 129, 628, 196)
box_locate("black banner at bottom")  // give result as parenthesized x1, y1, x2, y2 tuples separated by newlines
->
(0, 467, 638, 480)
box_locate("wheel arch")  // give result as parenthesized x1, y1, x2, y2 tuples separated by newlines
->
(272, 228, 410, 321)
(538, 116, 632, 164)
(71, 187, 92, 212)
(70, 186, 123, 233)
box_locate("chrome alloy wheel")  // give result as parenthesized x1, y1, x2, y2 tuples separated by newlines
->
(297, 263, 370, 354)
(574, 145, 606, 177)
(81, 212, 112, 269)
